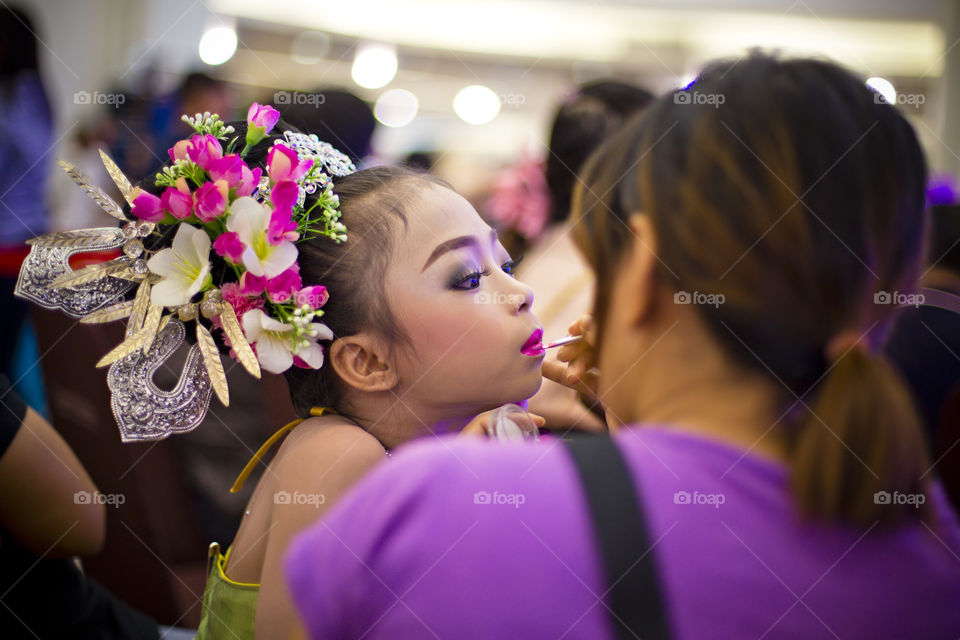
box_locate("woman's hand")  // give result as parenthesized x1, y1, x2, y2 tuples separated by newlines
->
(459, 408, 546, 438)
(542, 314, 604, 414)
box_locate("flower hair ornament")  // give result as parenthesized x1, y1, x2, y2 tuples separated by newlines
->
(15, 103, 355, 442)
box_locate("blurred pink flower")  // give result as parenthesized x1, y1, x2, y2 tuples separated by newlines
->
(485, 155, 551, 240)
(246, 103, 280, 147)
(213, 231, 245, 264)
(266, 267, 303, 303)
(131, 188, 163, 222)
(194, 180, 229, 222)
(161, 178, 193, 220)
(267, 144, 312, 183)
(187, 134, 223, 171)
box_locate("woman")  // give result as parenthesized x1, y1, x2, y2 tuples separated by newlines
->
(285, 55, 960, 639)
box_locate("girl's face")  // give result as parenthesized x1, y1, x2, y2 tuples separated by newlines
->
(384, 185, 543, 418)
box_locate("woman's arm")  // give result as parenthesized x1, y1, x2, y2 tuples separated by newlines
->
(0, 407, 105, 557)
(254, 422, 388, 640)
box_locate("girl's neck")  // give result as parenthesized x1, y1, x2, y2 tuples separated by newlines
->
(346, 397, 474, 451)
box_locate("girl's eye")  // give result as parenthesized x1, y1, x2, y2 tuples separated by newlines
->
(502, 254, 524, 276)
(452, 270, 486, 290)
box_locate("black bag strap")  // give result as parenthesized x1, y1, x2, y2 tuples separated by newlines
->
(563, 434, 672, 640)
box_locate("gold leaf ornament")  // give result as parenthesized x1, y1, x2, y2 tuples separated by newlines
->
(56, 158, 126, 221)
(218, 303, 261, 379)
(99, 149, 136, 206)
(196, 323, 229, 406)
(79, 300, 134, 324)
(96, 326, 153, 367)
(51, 258, 130, 288)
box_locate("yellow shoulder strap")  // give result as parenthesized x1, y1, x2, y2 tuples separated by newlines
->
(230, 407, 327, 493)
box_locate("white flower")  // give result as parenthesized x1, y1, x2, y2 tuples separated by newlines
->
(225, 196, 298, 278)
(241, 308, 333, 374)
(147, 224, 212, 307)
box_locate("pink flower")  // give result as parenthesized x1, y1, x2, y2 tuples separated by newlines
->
(168, 139, 190, 163)
(246, 103, 280, 147)
(208, 155, 244, 188)
(187, 134, 223, 171)
(266, 267, 303, 303)
(131, 188, 163, 222)
(267, 209, 299, 245)
(266, 144, 312, 183)
(485, 155, 551, 240)
(236, 165, 262, 198)
(293, 352, 321, 369)
(213, 282, 265, 336)
(161, 178, 193, 220)
(270, 179, 299, 215)
(221, 282, 265, 317)
(213, 231, 245, 263)
(194, 180, 229, 222)
(292, 285, 329, 309)
(239, 271, 267, 296)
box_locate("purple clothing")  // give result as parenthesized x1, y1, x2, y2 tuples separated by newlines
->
(286, 427, 960, 639)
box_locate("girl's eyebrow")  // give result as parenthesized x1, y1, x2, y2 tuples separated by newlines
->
(421, 229, 498, 272)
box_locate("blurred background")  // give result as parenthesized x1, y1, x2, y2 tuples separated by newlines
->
(3, 0, 960, 630)
(17, 0, 960, 187)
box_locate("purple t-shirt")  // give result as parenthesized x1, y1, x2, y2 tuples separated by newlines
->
(286, 427, 960, 639)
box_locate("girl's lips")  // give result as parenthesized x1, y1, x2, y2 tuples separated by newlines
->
(521, 328, 545, 356)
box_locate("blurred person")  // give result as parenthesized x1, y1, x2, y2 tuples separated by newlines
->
(279, 88, 376, 165)
(286, 56, 960, 639)
(0, 373, 177, 638)
(51, 117, 121, 231)
(0, 5, 53, 377)
(886, 198, 960, 509)
(487, 80, 654, 432)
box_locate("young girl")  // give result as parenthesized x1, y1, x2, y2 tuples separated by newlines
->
(181, 124, 547, 639)
(284, 55, 960, 639)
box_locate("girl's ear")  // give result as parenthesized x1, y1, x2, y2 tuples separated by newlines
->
(328, 333, 399, 393)
(623, 213, 661, 327)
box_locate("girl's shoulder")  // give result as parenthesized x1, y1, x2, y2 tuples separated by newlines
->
(271, 414, 387, 487)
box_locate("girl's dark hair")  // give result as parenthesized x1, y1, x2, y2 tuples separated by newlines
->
(284, 165, 448, 418)
(572, 55, 932, 526)
(546, 80, 654, 224)
(133, 120, 448, 419)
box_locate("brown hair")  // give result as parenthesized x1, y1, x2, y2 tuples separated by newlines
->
(284, 165, 449, 418)
(572, 55, 932, 526)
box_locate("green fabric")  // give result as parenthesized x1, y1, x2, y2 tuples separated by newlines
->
(195, 544, 258, 640)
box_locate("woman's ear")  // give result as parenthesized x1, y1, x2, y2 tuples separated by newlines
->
(622, 213, 661, 327)
(328, 334, 399, 393)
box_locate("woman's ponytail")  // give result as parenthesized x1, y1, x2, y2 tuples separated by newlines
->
(790, 346, 932, 525)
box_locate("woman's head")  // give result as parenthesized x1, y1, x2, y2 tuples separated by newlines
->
(286, 166, 543, 427)
(572, 55, 930, 525)
(546, 80, 655, 224)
